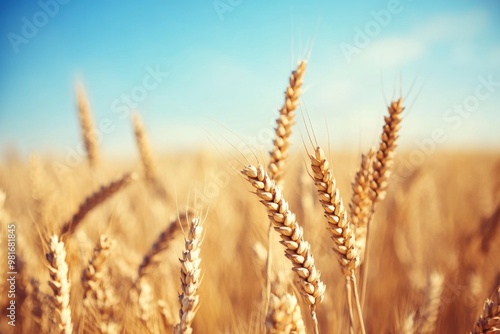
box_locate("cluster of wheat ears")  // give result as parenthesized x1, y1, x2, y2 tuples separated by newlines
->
(0, 60, 499, 333)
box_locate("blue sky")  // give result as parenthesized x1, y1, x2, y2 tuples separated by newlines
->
(0, 0, 499, 159)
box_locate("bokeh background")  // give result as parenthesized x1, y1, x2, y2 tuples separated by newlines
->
(1, 0, 499, 160)
(1, 2, 500, 333)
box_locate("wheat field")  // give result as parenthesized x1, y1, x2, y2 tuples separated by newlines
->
(0, 61, 499, 334)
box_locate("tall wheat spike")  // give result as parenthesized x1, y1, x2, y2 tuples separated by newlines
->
(371, 98, 405, 201)
(76, 81, 100, 168)
(82, 235, 118, 334)
(132, 112, 157, 183)
(46, 235, 73, 334)
(349, 148, 376, 262)
(174, 216, 203, 334)
(241, 164, 325, 333)
(415, 272, 444, 334)
(310, 146, 359, 272)
(264, 60, 307, 320)
(357, 98, 405, 308)
(265, 274, 306, 334)
(471, 284, 500, 333)
(268, 60, 306, 183)
(60, 172, 136, 236)
(309, 146, 365, 334)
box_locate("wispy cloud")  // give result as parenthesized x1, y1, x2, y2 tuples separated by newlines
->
(415, 10, 489, 43)
(362, 37, 424, 68)
(358, 10, 491, 68)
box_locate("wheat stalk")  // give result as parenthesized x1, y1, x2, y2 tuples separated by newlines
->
(76, 81, 100, 168)
(471, 284, 500, 333)
(265, 274, 306, 334)
(136, 278, 155, 328)
(264, 60, 307, 319)
(310, 146, 359, 272)
(349, 148, 376, 262)
(131, 112, 169, 200)
(268, 60, 306, 182)
(174, 216, 203, 334)
(137, 212, 189, 279)
(82, 235, 118, 334)
(241, 164, 325, 333)
(309, 146, 365, 334)
(358, 98, 404, 308)
(415, 272, 444, 334)
(60, 172, 135, 236)
(46, 235, 73, 334)
(371, 98, 405, 201)
(131, 113, 158, 183)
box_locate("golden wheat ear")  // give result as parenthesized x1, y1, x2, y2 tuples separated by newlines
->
(371, 98, 405, 201)
(131, 112, 169, 199)
(82, 235, 118, 333)
(241, 164, 325, 333)
(265, 273, 306, 334)
(262, 60, 307, 330)
(268, 60, 307, 183)
(60, 172, 136, 237)
(46, 235, 73, 334)
(309, 145, 366, 334)
(349, 148, 376, 263)
(309, 146, 359, 272)
(131, 113, 156, 183)
(471, 284, 500, 333)
(76, 81, 100, 169)
(174, 216, 203, 334)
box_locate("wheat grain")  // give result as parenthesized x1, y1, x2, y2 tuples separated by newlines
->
(241, 165, 326, 309)
(309, 146, 366, 334)
(174, 216, 203, 334)
(265, 60, 307, 320)
(371, 98, 404, 201)
(46, 235, 73, 334)
(82, 235, 118, 334)
(349, 148, 376, 263)
(265, 274, 306, 334)
(309, 146, 359, 272)
(268, 60, 306, 182)
(471, 284, 500, 333)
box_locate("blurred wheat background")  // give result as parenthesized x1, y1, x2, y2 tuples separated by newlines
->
(1, 1, 499, 333)
(0, 66, 499, 333)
